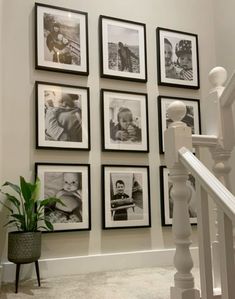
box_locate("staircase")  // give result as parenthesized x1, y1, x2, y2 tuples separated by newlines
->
(165, 67, 235, 299)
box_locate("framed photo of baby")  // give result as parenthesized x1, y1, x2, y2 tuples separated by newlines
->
(101, 89, 149, 152)
(99, 15, 147, 82)
(156, 27, 199, 89)
(36, 81, 90, 150)
(35, 3, 89, 75)
(102, 165, 151, 229)
(159, 166, 197, 226)
(35, 163, 91, 232)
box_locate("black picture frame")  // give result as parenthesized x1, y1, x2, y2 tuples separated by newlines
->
(99, 15, 147, 82)
(156, 27, 200, 89)
(159, 166, 197, 226)
(101, 89, 149, 152)
(36, 81, 90, 150)
(158, 95, 201, 154)
(35, 3, 89, 75)
(102, 165, 151, 229)
(35, 163, 91, 232)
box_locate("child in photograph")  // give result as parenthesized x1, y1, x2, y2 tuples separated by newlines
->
(111, 180, 134, 221)
(175, 40, 193, 81)
(110, 107, 141, 142)
(164, 38, 179, 79)
(46, 22, 61, 62)
(118, 42, 139, 72)
(53, 34, 72, 64)
(45, 92, 82, 142)
(54, 172, 82, 222)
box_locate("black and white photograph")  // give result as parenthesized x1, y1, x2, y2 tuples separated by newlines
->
(158, 96, 201, 153)
(159, 166, 197, 226)
(101, 89, 149, 152)
(102, 165, 151, 229)
(36, 82, 90, 150)
(35, 3, 89, 75)
(35, 163, 91, 232)
(100, 15, 147, 82)
(156, 27, 199, 89)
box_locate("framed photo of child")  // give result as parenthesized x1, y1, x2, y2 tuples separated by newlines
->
(102, 165, 151, 229)
(35, 163, 91, 232)
(101, 89, 149, 152)
(158, 96, 201, 154)
(159, 166, 197, 226)
(35, 3, 89, 75)
(99, 15, 147, 82)
(156, 27, 200, 89)
(36, 81, 90, 150)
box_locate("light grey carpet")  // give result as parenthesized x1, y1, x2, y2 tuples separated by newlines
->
(0, 267, 200, 299)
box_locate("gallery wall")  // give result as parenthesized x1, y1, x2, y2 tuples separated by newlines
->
(0, 0, 217, 272)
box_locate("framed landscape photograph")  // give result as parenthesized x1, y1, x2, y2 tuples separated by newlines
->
(101, 89, 149, 152)
(159, 166, 197, 226)
(36, 81, 90, 150)
(102, 165, 151, 229)
(35, 163, 91, 232)
(99, 15, 147, 82)
(156, 27, 199, 89)
(158, 96, 201, 154)
(35, 3, 89, 75)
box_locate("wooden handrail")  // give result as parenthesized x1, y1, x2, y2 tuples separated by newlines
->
(178, 147, 235, 221)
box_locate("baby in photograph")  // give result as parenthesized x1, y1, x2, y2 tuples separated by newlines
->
(110, 107, 141, 142)
(45, 92, 82, 142)
(53, 172, 82, 223)
(175, 40, 193, 81)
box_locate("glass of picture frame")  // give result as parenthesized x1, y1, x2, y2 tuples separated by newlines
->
(156, 27, 199, 89)
(35, 163, 91, 232)
(159, 166, 197, 226)
(102, 165, 151, 229)
(36, 81, 90, 150)
(157, 95, 201, 154)
(35, 3, 89, 75)
(99, 15, 147, 82)
(101, 89, 149, 152)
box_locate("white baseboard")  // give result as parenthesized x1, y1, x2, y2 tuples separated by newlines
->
(2, 247, 199, 283)
(0, 264, 2, 287)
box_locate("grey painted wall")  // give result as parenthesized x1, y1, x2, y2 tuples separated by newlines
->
(0, 0, 216, 262)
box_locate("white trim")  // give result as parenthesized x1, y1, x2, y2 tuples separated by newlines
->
(0, 264, 2, 287)
(2, 248, 199, 283)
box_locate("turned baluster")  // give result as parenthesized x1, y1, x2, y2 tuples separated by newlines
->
(165, 101, 200, 299)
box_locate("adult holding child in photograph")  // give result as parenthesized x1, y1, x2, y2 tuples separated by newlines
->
(157, 27, 199, 89)
(36, 82, 90, 150)
(36, 3, 89, 75)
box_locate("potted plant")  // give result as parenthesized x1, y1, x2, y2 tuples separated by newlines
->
(0, 176, 64, 265)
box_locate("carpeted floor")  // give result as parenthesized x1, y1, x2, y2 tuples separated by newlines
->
(0, 267, 200, 299)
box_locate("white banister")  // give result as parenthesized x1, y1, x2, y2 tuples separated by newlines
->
(165, 93, 235, 298)
(165, 101, 200, 299)
(179, 147, 235, 220)
(192, 134, 218, 148)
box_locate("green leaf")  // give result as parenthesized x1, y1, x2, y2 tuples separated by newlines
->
(39, 197, 66, 208)
(1, 192, 20, 207)
(31, 177, 40, 201)
(1, 181, 21, 195)
(44, 219, 53, 231)
(20, 176, 33, 203)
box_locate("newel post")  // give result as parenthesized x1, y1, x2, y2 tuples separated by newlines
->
(164, 101, 200, 299)
(208, 67, 234, 290)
